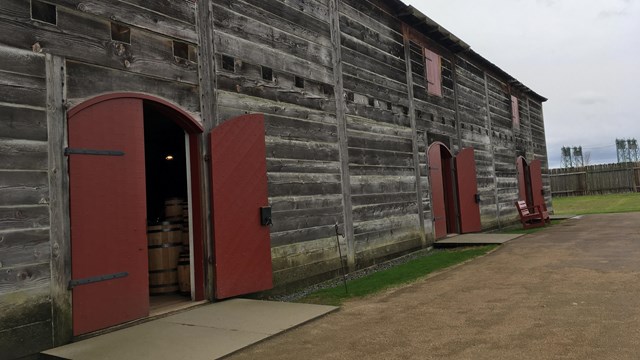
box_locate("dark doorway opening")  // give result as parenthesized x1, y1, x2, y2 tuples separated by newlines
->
(144, 105, 193, 314)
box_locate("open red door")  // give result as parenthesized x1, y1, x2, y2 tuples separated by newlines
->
(529, 159, 545, 208)
(210, 114, 272, 299)
(428, 144, 447, 239)
(455, 148, 482, 233)
(68, 98, 148, 335)
(516, 156, 529, 203)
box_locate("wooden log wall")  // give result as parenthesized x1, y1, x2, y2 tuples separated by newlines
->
(454, 56, 498, 228)
(0, 0, 201, 356)
(339, 0, 422, 268)
(0, 0, 551, 355)
(210, 0, 346, 292)
(0, 44, 52, 358)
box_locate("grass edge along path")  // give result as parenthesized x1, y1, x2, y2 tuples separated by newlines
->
(298, 245, 497, 306)
(552, 192, 640, 215)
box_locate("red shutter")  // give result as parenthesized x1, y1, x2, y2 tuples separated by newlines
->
(511, 95, 520, 130)
(424, 48, 442, 97)
(210, 114, 273, 299)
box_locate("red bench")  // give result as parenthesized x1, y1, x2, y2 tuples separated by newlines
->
(515, 200, 550, 229)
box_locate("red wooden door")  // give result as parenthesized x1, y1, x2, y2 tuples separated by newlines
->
(455, 148, 482, 233)
(210, 114, 272, 299)
(529, 159, 545, 208)
(516, 157, 528, 203)
(68, 98, 148, 335)
(428, 144, 447, 239)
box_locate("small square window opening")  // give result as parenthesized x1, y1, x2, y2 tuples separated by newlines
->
(262, 66, 273, 81)
(111, 23, 131, 44)
(32, 0, 57, 25)
(222, 55, 235, 72)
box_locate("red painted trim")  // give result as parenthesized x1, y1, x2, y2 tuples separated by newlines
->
(68, 92, 204, 134)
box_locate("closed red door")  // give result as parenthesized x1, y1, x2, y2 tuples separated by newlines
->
(428, 144, 447, 239)
(529, 159, 545, 208)
(210, 114, 273, 299)
(455, 148, 482, 233)
(68, 98, 148, 335)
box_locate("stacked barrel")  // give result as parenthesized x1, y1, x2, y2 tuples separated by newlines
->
(147, 197, 190, 296)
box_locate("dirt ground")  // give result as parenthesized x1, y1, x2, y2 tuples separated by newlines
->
(229, 213, 640, 359)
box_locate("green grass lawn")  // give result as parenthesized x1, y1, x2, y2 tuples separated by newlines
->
(553, 192, 640, 215)
(298, 245, 496, 306)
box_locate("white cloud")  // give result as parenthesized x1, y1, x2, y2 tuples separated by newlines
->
(405, 0, 640, 167)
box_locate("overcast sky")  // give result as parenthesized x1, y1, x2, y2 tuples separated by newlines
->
(405, 0, 640, 168)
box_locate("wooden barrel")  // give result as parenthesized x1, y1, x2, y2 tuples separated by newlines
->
(182, 204, 189, 246)
(148, 223, 182, 295)
(164, 198, 184, 220)
(177, 252, 190, 294)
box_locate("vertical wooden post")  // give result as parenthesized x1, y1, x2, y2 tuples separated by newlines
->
(46, 53, 73, 346)
(328, 0, 355, 271)
(451, 58, 463, 150)
(402, 25, 426, 246)
(196, 0, 218, 299)
(483, 73, 500, 228)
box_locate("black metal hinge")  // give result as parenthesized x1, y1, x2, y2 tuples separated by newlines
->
(68, 272, 128, 289)
(64, 148, 125, 156)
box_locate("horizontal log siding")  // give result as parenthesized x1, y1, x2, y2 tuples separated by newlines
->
(0, 45, 53, 358)
(341, 0, 421, 268)
(455, 56, 498, 228)
(212, 0, 344, 292)
(0, 0, 202, 119)
(486, 74, 519, 222)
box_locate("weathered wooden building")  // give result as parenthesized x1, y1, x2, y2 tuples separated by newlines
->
(0, 0, 549, 357)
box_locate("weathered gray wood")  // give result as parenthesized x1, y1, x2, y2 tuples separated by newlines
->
(0, 3, 199, 85)
(215, 31, 333, 85)
(402, 26, 426, 245)
(0, 105, 47, 142)
(65, 61, 200, 114)
(0, 286, 51, 332)
(212, 4, 333, 68)
(482, 71, 501, 228)
(0, 171, 48, 206)
(46, 54, 72, 346)
(0, 43, 46, 77)
(0, 139, 48, 171)
(47, 0, 198, 43)
(0, 229, 50, 269)
(0, 262, 50, 293)
(328, 0, 355, 270)
(197, 0, 217, 300)
(0, 319, 53, 359)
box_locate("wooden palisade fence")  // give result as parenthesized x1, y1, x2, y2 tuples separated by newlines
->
(550, 162, 640, 196)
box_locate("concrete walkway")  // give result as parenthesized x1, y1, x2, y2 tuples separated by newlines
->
(42, 299, 336, 360)
(229, 213, 640, 360)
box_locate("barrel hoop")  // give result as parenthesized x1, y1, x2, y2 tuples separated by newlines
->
(149, 283, 179, 289)
(148, 242, 183, 249)
(149, 269, 178, 274)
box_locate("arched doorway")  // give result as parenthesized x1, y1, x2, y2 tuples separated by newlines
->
(517, 156, 545, 208)
(67, 94, 205, 336)
(428, 143, 482, 239)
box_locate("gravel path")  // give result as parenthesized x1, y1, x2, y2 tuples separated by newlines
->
(230, 213, 640, 360)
